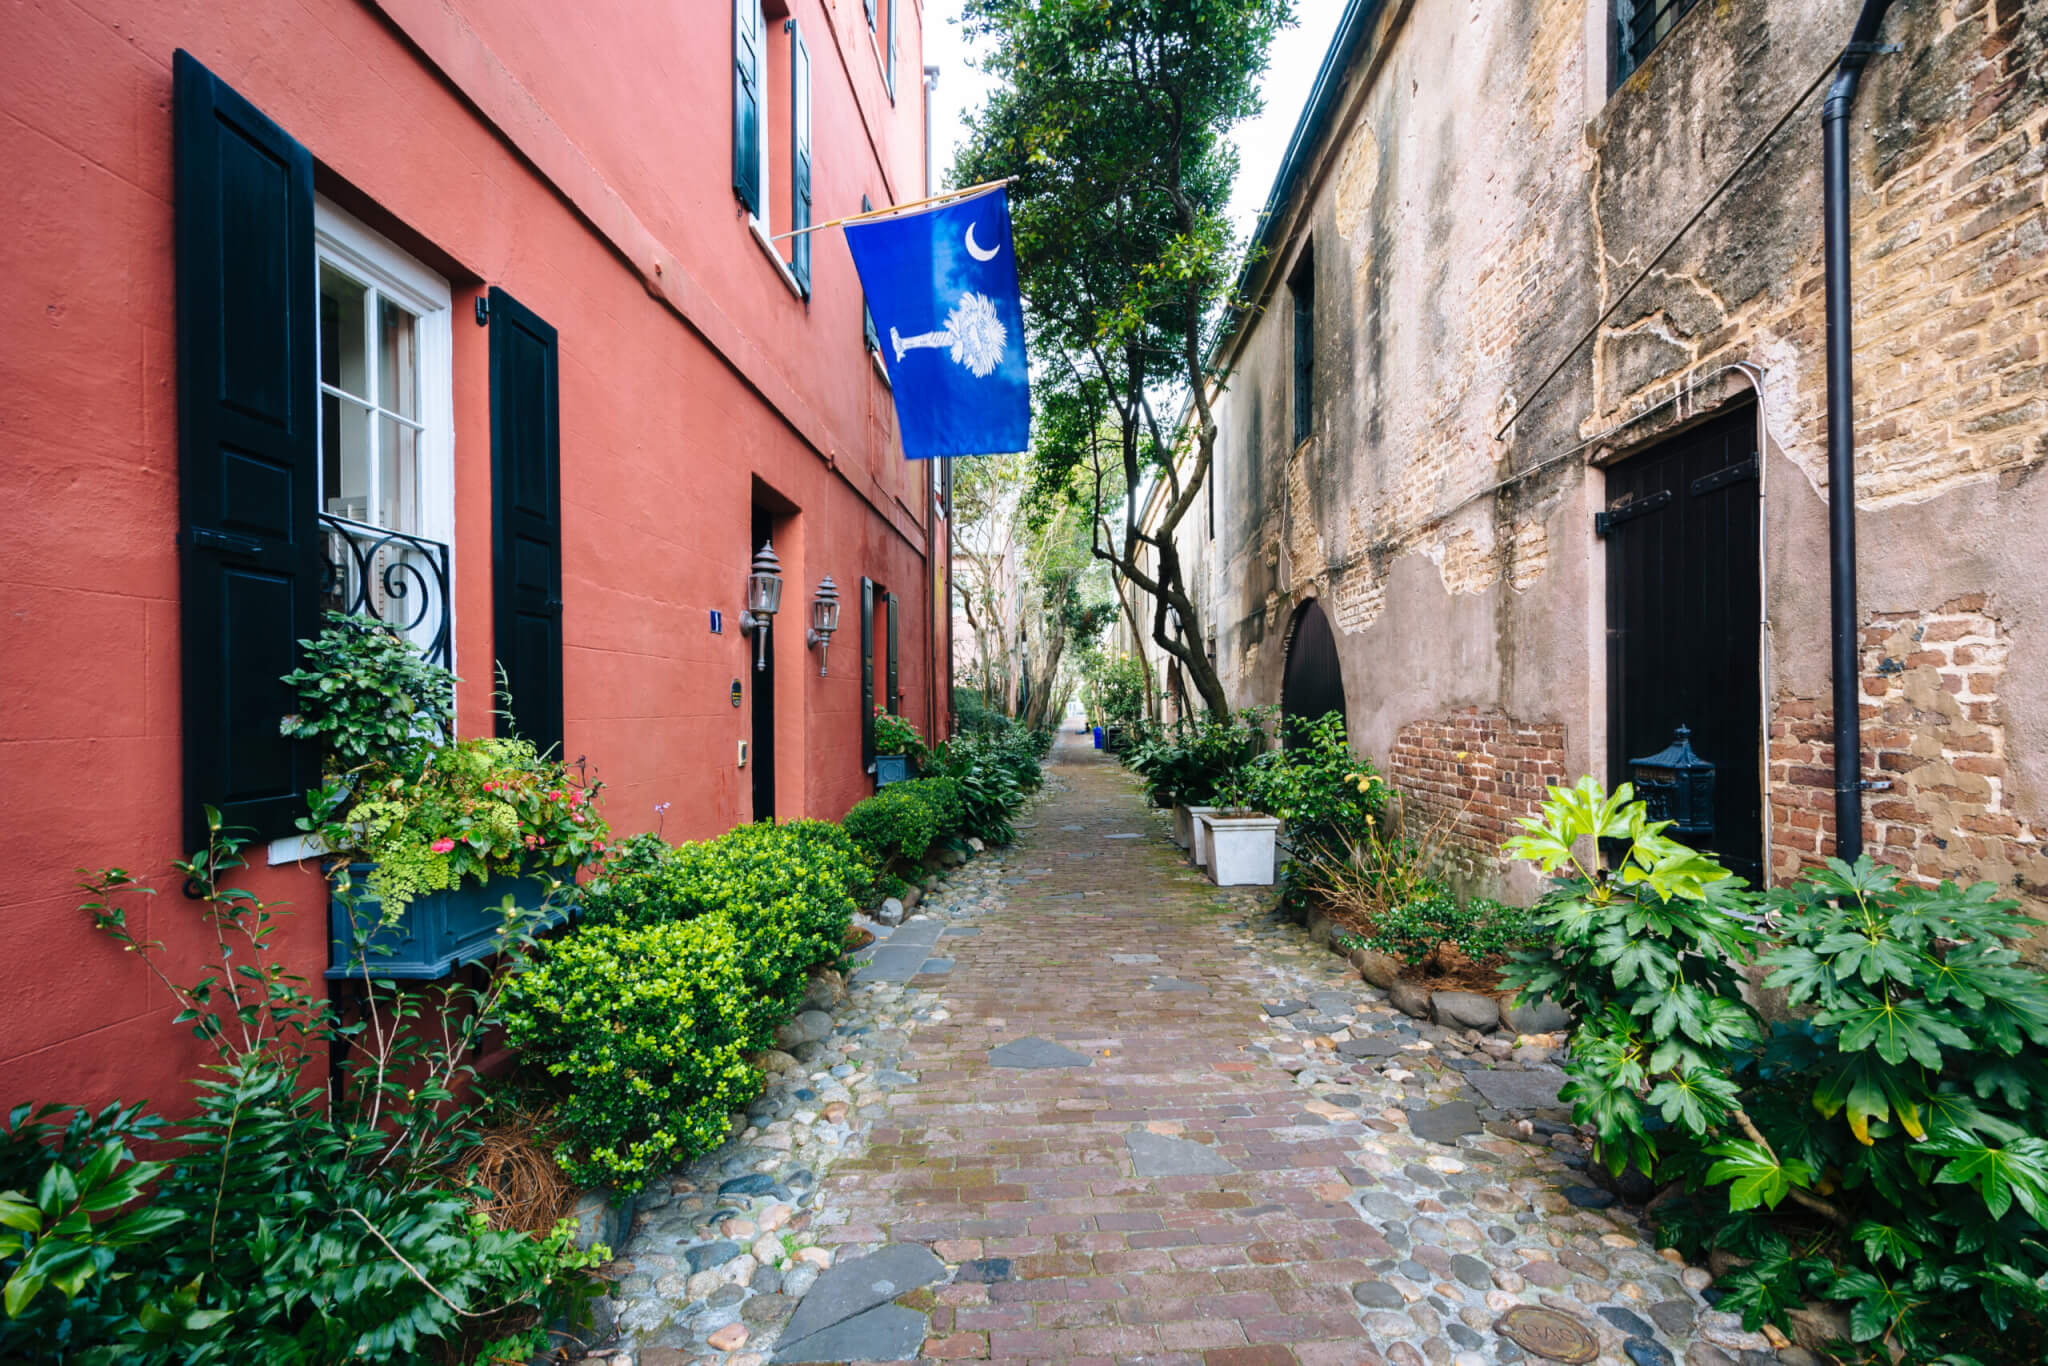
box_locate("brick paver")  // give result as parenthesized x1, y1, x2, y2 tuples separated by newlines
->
(822, 734, 1397, 1364)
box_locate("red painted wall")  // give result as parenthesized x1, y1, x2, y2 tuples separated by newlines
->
(0, 0, 947, 1114)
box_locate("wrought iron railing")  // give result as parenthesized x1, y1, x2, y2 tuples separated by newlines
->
(1614, 0, 1702, 84)
(319, 513, 452, 668)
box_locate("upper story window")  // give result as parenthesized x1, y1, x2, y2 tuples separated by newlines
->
(314, 201, 455, 668)
(1290, 244, 1315, 447)
(733, 0, 813, 295)
(1613, 0, 1703, 86)
(866, 0, 898, 101)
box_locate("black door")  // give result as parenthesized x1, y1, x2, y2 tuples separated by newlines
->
(751, 507, 776, 822)
(1281, 598, 1345, 745)
(488, 288, 565, 755)
(1604, 404, 1763, 882)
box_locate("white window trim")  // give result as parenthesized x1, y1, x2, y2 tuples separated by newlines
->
(278, 202, 457, 867)
(750, 215, 806, 300)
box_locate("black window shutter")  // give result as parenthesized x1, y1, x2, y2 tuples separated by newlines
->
(860, 577, 876, 769)
(732, 0, 763, 216)
(790, 21, 813, 295)
(173, 49, 321, 847)
(860, 195, 879, 351)
(886, 591, 900, 717)
(488, 287, 566, 757)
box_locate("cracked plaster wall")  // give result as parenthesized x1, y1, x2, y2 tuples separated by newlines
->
(1187, 0, 2048, 914)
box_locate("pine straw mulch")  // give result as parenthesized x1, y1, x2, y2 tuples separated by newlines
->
(464, 1113, 576, 1238)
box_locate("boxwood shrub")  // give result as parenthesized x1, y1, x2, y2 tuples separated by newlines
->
(842, 777, 963, 869)
(579, 820, 868, 1036)
(502, 914, 760, 1190)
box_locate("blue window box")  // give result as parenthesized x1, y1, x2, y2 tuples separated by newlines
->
(874, 754, 913, 789)
(327, 863, 567, 981)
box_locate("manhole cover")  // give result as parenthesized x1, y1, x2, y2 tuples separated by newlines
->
(1496, 1305, 1598, 1363)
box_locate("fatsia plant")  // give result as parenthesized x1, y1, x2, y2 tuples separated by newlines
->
(1501, 779, 1764, 1177)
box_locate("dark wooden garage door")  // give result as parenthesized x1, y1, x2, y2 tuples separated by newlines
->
(1602, 404, 1763, 883)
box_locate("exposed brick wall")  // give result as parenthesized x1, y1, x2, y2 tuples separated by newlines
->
(1769, 597, 2048, 918)
(1390, 710, 1568, 878)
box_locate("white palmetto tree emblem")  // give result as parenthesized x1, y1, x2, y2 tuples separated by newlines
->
(891, 292, 1008, 378)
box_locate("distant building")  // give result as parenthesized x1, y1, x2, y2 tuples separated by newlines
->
(0, 0, 945, 1108)
(1150, 0, 2048, 910)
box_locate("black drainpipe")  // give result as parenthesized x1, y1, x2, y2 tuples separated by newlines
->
(1822, 0, 1896, 864)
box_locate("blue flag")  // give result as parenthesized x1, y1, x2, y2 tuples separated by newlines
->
(843, 188, 1030, 458)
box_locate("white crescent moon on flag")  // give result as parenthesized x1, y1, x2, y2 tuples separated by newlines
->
(964, 221, 1000, 262)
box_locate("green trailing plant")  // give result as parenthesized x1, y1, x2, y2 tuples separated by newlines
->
(307, 737, 609, 920)
(1, 816, 604, 1363)
(842, 778, 965, 870)
(280, 611, 456, 775)
(501, 914, 760, 1190)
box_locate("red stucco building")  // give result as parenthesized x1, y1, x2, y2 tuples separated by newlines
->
(0, 0, 947, 1111)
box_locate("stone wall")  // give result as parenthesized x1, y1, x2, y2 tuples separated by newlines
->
(1178, 0, 2048, 917)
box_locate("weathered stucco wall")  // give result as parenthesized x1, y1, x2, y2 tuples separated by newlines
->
(1190, 0, 2048, 913)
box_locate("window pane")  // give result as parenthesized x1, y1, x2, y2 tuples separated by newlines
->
(379, 297, 420, 421)
(322, 393, 375, 522)
(378, 415, 420, 534)
(318, 263, 370, 400)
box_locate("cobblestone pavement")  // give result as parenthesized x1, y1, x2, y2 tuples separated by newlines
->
(613, 733, 1788, 1366)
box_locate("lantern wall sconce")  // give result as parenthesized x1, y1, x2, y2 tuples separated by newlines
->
(806, 575, 841, 676)
(738, 539, 783, 673)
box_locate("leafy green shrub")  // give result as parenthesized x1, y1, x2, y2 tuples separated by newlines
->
(928, 726, 1045, 844)
(1082, 653, 1146, 732)
(581, 820, 866, 1032)
(280, 610, 455, 774)
(1247, 712, 1388, 853)
(1124, 708, 1273, 807)
(502, 915, 761, 1190)
(1500, 777, 2048, 1363)
(5, 823, 603, 1363)
(843, 778, 964, 869)
(952, 687, 1013, 736)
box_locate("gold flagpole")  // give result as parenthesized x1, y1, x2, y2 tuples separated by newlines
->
(767, 176, 1016, 243)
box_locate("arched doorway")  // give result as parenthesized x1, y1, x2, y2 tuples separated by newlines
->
(1281, 598, 1345, 746)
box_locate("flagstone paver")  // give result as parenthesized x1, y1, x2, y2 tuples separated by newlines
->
(613, 733, 1791, 1366)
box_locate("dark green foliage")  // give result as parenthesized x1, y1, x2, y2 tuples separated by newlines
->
(1082, 654, 1147, 732)
(1341, 892, 1535, 971)
(1122, 707, 1272, 807)
(953, 687, 1012, 735)
(501, 916, 761, 1190)
(843, 778, 965, 869)
(1246, 712, 1388, 854)
(928, 726, 1047, 845)
(1501, 777, 2048, 1363)
(4, 822, 602, 1364)
(279, 610, 456, 775)
(579, 819, 867, 1033)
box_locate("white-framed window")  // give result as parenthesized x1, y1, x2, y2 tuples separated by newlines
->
(313, 199, 456, 666)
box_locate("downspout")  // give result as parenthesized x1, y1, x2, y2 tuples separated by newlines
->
(1821, 0, 1895, 864)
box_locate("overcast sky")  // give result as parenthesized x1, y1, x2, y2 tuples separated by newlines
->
(921, 0, 1351, 242)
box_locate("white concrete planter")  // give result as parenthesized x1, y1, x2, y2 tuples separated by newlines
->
(1204, 814, 1281, 886)
(1171, 803, 1198, 849)
(1186, 807, 1222, 866)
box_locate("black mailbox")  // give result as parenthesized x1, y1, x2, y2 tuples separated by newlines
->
(1631, 725, 1716, 840)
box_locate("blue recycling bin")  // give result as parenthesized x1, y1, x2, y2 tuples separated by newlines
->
(1092, 726, 1104, 749)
